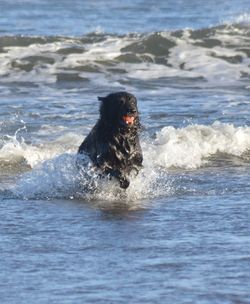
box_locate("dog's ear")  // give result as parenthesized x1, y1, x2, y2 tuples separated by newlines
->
(98, 96, 106, 102)
(99, 96, 108, 122)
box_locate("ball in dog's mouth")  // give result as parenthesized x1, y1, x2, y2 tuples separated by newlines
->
(122, 115, 135, 126)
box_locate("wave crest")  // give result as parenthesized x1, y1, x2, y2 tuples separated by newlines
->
(150, 122, 250, 169)
(0, 122, 249, 202)
(0, 23, 250, 88)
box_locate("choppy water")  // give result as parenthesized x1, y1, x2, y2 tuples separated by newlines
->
(1, 1, 250, 303)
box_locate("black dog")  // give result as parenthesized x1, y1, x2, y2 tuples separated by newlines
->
(78, 92, 143, 189)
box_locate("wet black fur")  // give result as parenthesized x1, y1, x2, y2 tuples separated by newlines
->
(78, 92, 143, 189)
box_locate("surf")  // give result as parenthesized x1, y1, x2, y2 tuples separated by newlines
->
(0, 21, 250, 89)
(0, 121, 249, 203)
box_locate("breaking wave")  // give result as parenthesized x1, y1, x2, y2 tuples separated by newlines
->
(1, 122, 250, 202)
(0, 21, 250, 89)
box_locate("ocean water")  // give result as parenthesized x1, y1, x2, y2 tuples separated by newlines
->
(1, 1, 250, 303)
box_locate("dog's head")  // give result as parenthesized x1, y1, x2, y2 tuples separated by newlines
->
(99, 92, 140, 132)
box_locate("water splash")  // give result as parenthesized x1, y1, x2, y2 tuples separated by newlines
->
(11, 152, 173, 207)
(2, 122, 250, 204)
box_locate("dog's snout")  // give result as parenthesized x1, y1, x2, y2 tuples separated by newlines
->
(124, 105, 137, 115)
(128, 109, 136, 115)
(122, 109, 134, 116)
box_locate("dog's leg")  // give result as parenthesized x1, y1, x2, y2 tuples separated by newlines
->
(104, 168, 130, 189)
(118, 175, 130, 189)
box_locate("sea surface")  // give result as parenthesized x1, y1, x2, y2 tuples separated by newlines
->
(1, 1, 250, 303)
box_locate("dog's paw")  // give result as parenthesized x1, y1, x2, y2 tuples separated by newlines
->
(119, 176, 130, 189)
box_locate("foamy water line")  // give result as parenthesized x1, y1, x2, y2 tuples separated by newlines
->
(1, 22, 250, 89)
(1, 122, 250, 201)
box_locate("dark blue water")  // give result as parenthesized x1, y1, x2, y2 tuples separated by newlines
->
(1, 1, 250, 303)
(0, 0, 250, 35)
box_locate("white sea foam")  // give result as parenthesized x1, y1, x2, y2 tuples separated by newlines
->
(223, 13, 250, 26)
(4, 122, 250, 202)
(1, 26, 250, 88)
(167, 31, 250, 86)
(2, 122, 250, 170)
(148, 122, 250, 169)
(0, 131, 83, 168)
(12, 151, 172, 204)
(0, 35, 135, 84)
